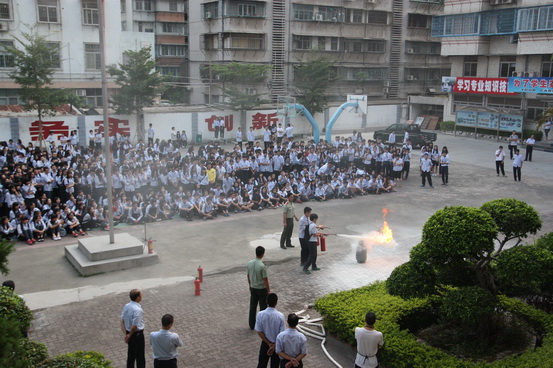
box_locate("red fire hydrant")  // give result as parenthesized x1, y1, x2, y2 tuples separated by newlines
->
(198, 265, 203, 283)
(320, 237, 326, 252)
(194, 277, 201, 296)
(147, 239, 153, 254)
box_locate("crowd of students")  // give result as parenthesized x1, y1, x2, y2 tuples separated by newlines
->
(0, 128, 418, 245)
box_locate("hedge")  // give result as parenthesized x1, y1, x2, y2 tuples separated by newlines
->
(314, 282, 553, 368)
(0, 286, 33, 335)
(39, 351, 111, 368)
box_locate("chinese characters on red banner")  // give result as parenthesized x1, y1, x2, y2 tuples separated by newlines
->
(29, 120, 69, 141)
(453, 78, 515, 95)
(94, 117, 131, 137)
(251, 112, 279, 130)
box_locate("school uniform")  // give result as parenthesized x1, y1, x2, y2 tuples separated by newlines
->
(512, 153, 523, 181)
(420, 157, 433, 188)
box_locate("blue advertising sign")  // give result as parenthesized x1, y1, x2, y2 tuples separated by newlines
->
(508, 77, 553, 94)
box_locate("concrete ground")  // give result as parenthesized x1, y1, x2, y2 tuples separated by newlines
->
(6, 132, 553, 367)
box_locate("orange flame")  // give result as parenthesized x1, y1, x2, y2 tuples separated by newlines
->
(364, 208, 394, 245)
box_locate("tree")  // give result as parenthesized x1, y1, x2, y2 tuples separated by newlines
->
(108, 47, 164, 142)
(210, 63, 271, 110)
(0, 239, 14, 275)
(294, 57, 337, 114)
(6, 31, 81, 147)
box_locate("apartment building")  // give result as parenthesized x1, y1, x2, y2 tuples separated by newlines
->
(431, 0, 553, 127)
(190, 0, 450, 117)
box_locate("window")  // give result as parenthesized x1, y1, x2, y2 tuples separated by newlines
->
(318, 6, 344, 22)
(238, 4, 256, 16)
(346, 9, 363, 23)
(367, 40, 385, 53)
(293, 4, 314, 21)
(121, 21, 127, 31)
(499, 56, 516, 77)
(202, 34, 217, 50)
(157, 66, 180, 76)
(526, 100, 547, 120)
(331, 37, 339, 51)
(137, 22, 154, 32)
(542, 55, 553, 77)
(293, 36, 312, 50)
(487, 97, 521, 109)
(82, 1, 99, 25)
(367, 11, 387, 25)
(0, 0, 10, 20)
(408, 14, 429, 28)
(517, 6, 553, 32)
(38, 0, 58, 23)
(203, 2, 218, 19)
(344, 39, 363, 52)
(47, 42, 61, 69)
(228, 34, 264, 50)
(84, 43, 101, 70)
(318, 37, 326, 50)
(157, 44, 187, 56)
(342, 68, 387, 81)
(120, 0, 125, 13)
(0, 40, 14, 68)
(463, 56, 478, 77)
(162, 23, 184, 34)
(135, 0, 153, 11)
(85, 88, 103, 107)
(169, 1, 177, 12)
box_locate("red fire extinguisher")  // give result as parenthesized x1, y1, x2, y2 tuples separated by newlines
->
(198, 265, 203, 283)
(147, 239, 153, 254)
(320, 237, 326, 252)
(194, 277, 201, 296)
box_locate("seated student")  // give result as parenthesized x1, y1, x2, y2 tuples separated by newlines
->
(48, 214, 63, 240)
(338, 179, 353, 199)
(269, 187, 283, 207)
(215, 193, 230, 217)
(382, 177, 396, 193)
(251, 188, 264, 211)
(375, 175, 385, 195)
(0, 216, 15, 240)
(366, 176, 377, 195)
(127, 202, 144, 225)
(314, 182, 327, 202)
(112, 199, 126, 225)
(157, 199, 174, 221)
(145, 199, 159, 222)
(17, 216, 35, 245)
(347, 178, 362, 196)
(200, 196, 217, 220)
(177, 196, 194, 221)
(240, 192, 255, 212)
(32, 213, 47, 242)
(299, 181, 312, 203)
(259, 187, 275, 209)
(65, 212, 85, 237)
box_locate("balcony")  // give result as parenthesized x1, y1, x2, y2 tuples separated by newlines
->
(155, 12, 187, 23)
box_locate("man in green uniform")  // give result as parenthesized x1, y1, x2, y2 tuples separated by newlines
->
(280, 193, 298, 250)
(247, 246, 271, 330)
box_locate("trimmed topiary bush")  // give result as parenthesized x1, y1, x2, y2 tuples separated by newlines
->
(38, 351, 111, 368)
(0, 285, 33, 336)
(315, 282, 553, 368)
(440, 121, 455, 131)
(19, 339, 49, 367)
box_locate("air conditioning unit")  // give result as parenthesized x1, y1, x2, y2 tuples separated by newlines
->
(0, 22, 8, 32)
(406, 48, 414, 54)
(315, 14, 324, 21)
(407, 75, 415, 80)
(367, 0, 377, 3)
(205, 11, 212, 19)
(76, 89, 86, 97)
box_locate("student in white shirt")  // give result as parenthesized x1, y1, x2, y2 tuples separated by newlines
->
(420, 152, 433, 188)
(524, 135, 535, 162)
(236, 127, 243, 149)
(512, 149, 523, 182)
(439, 151, 450, 185)
(495, 145, 506, 177)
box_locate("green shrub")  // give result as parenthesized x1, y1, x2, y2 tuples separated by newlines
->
(522, 129, 543, 141)
(315, 282, 553, 368)
(0, 238, 15, 275)
(19, 339, 49, 367)
(440, 121, 455, 131)
(441, 287, 496, 325)
(39, 351, 111, 368)
(535, 232, 553, 253)
(0, 286, 33, 335)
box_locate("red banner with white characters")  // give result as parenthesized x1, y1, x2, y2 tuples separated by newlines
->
(453, 77, 515, 95)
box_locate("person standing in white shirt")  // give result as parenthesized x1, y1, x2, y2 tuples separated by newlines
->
(236, 127, 243, 149)
(420, 152, 433, 188)
(507, 131, 519, 159)
(354, 312, 384, 368)
(512, 149, 523, 182)
(524, 135, 535, 162)
(495, 146, 506, 177)
(120, 289, 145, 368)
(255, 293, 285, 368)
(439, 151, 450, 185)
(247, 127, 255, 148)
(148, 124, 155, 146)
(544, 119, 551, 141)
(150, 314, 183, 368)
(285, 124, 294, 140)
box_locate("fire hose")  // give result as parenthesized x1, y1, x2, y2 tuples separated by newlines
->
(294, 307, 343, 368)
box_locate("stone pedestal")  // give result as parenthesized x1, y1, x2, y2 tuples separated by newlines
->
(65, 233, 158, 276)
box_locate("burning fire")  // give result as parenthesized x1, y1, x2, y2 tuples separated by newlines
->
(363, 208, 395, 247)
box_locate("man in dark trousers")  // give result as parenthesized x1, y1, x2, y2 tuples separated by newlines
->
(247, 246, 271, 330)
(255, 293, 286, 368)
(276, 314, 307, 368)
(280, 193, 298, 249)
(150, 314, 183, 368)
(120, 289, 145, 368)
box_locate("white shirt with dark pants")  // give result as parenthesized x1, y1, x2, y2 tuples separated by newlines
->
(150, 329, 183, 368)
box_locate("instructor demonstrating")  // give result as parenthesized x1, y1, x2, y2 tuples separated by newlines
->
(280, 193, 298, 250)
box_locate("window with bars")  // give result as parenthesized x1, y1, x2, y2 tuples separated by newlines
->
(341, 68, 387, 81)
(84, 43, 101, 70)
(517, 6, 553, 32)
(157, 44, 186, 56)
(228, 34, 264, 50)
(47, 42, 61, 69)
(367, 40, 386, 53)
(343, 39, 363, 52)
(408, 14, 430, 28)
(368, 11, 387, 24)
(330, 37, 339, 51)
(38, 0, 58, 23)
(162, 23, 184, 34)
(0, 0, 10, 20)
(238, 4, 256, 16)
(169, 1, 177, 12)
(542, 55, 553, 77)
(135, 0, 152, 11)
(499, 56, 516, 77)
(487, 97, 521, 109)
(318, 37, 326, 50)
(346, 9, 363, 23)
(82, 0, 98, 25)
(293, 4, 314, 21)
(157, 66, 180, 76)
(203, 2, 218, 18)
(293, 35, 312, 50)
(0, 40, 14, 67)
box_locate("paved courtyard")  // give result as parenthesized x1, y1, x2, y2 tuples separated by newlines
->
(6, 132, 553, 367)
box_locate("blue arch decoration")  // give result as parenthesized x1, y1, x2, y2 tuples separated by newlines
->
(325, 102, 359, 143)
